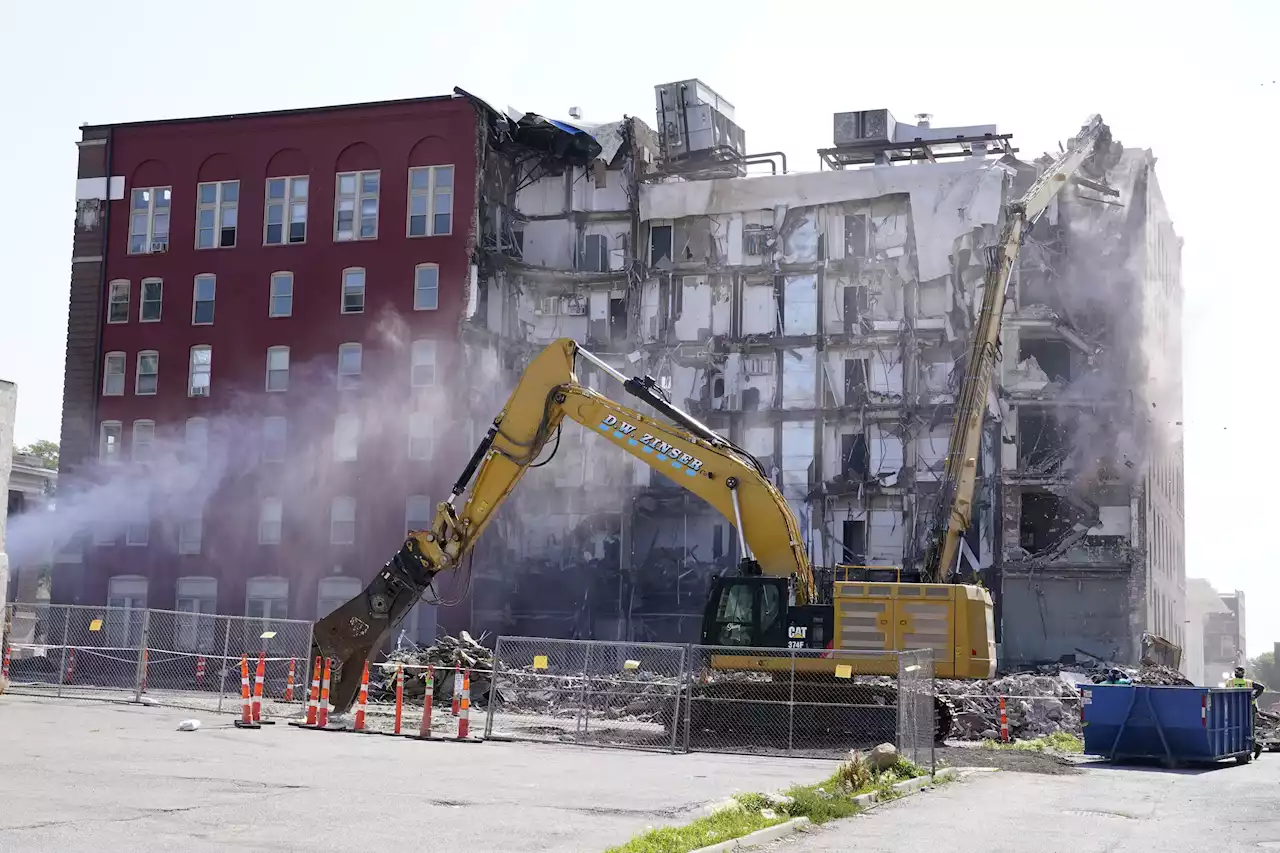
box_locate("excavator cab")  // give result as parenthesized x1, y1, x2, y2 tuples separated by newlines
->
(700, 575, 835, 651)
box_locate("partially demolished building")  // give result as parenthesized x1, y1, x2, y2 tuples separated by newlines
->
(455, 83, 1184, 670)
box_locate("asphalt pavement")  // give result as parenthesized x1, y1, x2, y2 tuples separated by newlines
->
(0, 694, 840, 852)
(766, 754, 1280, 852)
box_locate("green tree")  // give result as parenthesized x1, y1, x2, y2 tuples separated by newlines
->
(1249, 651, 1279, 687)
(16, 439, 58, 471)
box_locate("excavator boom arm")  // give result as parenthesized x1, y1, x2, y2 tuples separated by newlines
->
(924, 114, 1113, 582)
(313, 338, 813, 713)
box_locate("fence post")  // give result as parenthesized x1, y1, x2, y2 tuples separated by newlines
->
(668, 644, 685, 754)
(216, 616, 231, 715)
(575, 642, 593, 739)
(133, 609, 152, 701)
(682, 643, 694, 753)
(484, 637, 502, 739)
(55, 607, 70, 698)
(787, 648, 797, 755)
(928, 653, 936, 774)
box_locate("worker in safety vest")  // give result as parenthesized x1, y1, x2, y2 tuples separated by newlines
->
(1227, 666, 1266, 758)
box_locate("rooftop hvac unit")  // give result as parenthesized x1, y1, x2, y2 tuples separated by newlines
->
(655, 79, 746, 162)
(833, 109, 897, 147)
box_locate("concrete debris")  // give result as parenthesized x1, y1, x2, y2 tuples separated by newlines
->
(866, 743, 899, 770)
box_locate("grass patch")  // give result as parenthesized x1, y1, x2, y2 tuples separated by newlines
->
(981, 731, 1083, 753)
(605, 754, 931, 853)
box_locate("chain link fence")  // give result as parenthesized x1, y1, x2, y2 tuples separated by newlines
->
(2, 603, 313, 719)
(484, 636, 688, 752)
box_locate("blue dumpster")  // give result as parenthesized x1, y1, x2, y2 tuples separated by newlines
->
(1080, 684, 1255, 766)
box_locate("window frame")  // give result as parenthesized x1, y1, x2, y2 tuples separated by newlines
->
(188, 345, 212, 397)
(107, 279, 130, 324)
(259, 497, 283, 545)
(195, 179, 239, 250)
(192, 274, 216, 325)
(177, 515, 203, 555)
(125, 500, 150, 547)
(99, 420, 123, 464)
(261, 416, 287, 463)
(410, 339, 437, 388)
(333, 413, 360, 462)
(405, 494, 432, 537)
(406, 164, 454, 238)
(337, 342, 363, 390)
(185, 417, 209, 466)
(102, 351, 126, 396)
(265, 345, 290, 392)
(131, 419, 155, 463)
(134, 350, 159, 396)
(334, 170, 380, 242)
(269, 271, 294, 318)
(139, 278, 163, 322)
(413, 263, 440, 311)
(330, 495, 357, 545)
(264, 175, 309, 246)
(128, 186, 172, 255)
(407, 412, 433, 460)
(340, 267, 366, 314)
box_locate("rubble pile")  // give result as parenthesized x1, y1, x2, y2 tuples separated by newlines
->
(942, 673, 1084, 741)
(368, 632, 680, 723)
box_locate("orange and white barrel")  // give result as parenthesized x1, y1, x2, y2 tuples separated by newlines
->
(417, 665, 435, 739)
(306, 656, 321, 726)
(353, 661, 370, 732)
(284, 658, 296, 702)
(999, 696, 1009, 743)
(456, 670, 471, 740)
(252, 653, 266, 722)
(195, 655, 206, 688)
(317, 658, 332, 728)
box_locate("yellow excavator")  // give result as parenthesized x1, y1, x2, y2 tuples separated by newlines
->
(313, 114, 1115, 741)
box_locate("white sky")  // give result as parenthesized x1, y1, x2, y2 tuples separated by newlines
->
(2, 0, 1275, 652)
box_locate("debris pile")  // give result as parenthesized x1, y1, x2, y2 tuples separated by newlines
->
(367, 632, 680, 724)
(942, 672, 1084, 741)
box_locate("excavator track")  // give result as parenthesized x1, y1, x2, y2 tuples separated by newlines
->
(679, 679, 954, 751)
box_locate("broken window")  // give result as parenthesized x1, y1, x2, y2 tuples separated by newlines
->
(841, 519, 867, 564)
(1019, 492, 1075, 554)
(650, 225, 673, 267)
(839, 432, 870, 482)
(845, 213, 869, 261)
(582, 234, 608, 273)
(844, 358, 868, 403)
(1018, 410, 1070, 473)
(843, 284, 870, 333)
(1019, 337, 1072, 383)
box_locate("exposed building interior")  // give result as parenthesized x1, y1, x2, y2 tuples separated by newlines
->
(452, 83, 1185, 669)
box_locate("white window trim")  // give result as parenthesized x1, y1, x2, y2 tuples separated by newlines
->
(131, 419, 155, 463)
(107, 279, 130, 324)
(408, 413, 433, 460)
(134, 350, 159, 396)
(264, 175, 309, 246)
(341, 267, 365, 314)
(406, 495, 432, 537)
(189, 345, 212, 397)
(139, 278, 163, 323)
(269, 271, 294, 318)
(259, 498, 283, 545)
(330, 496, 356, 545)
(99, 420, 123, 464)
(128, 186, 172, 255)
(195, 180, 239, 250)
(337, 342, 362, 390)
(125, 505, 150, 547)
(192, 274, 216, 325)
(178, 516, 203, 555)
(334, 170, 380, 242)
(410, 339, 437, 388)
(413, 263, 440, 311)
(265, 345, 290, 392)
(262, 416, 287, 463)
(185, 417, 210, 466)
(334, 413, 360, 462)
(406, 165, 454, 238)
(102, 351, 126, 396)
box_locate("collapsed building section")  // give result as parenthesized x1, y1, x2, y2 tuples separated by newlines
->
(456, 83, 1184, 670)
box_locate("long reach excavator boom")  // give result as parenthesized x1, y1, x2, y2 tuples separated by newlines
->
(922, 114, 1115, 583)
(313, 338, 813, 714)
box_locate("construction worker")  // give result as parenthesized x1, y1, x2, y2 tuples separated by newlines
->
(1227, 666, 1266, 758)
